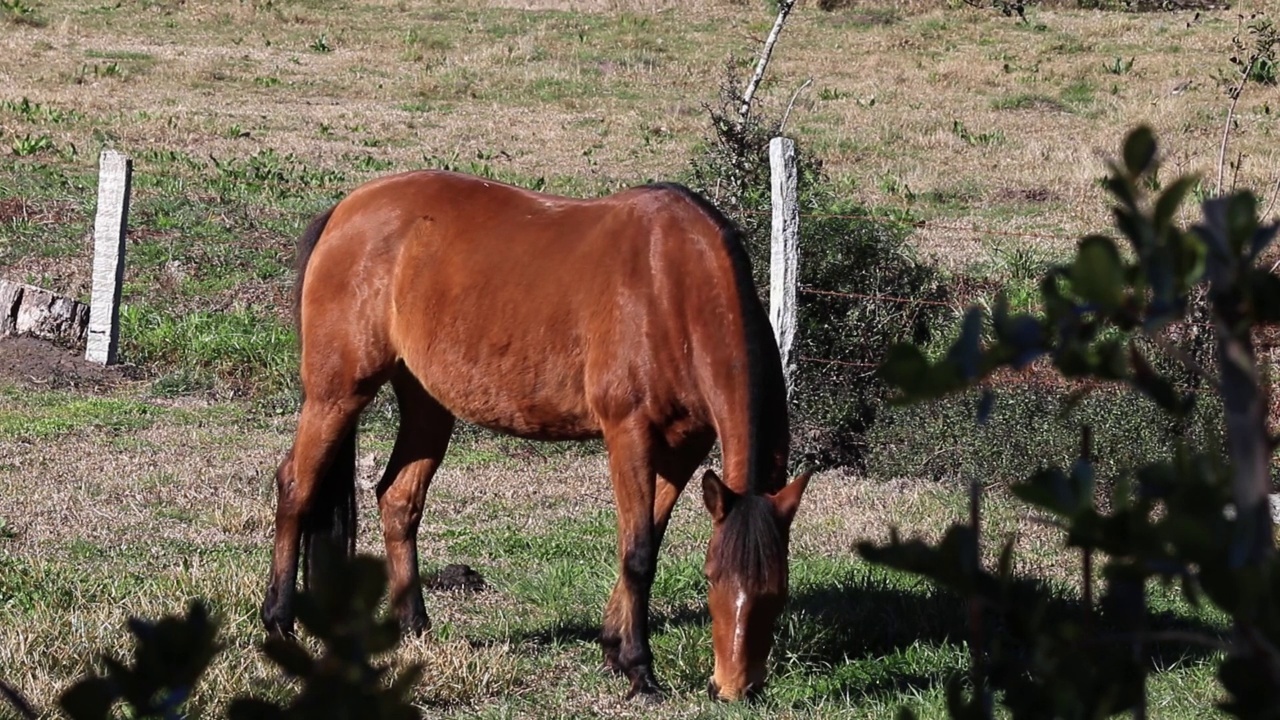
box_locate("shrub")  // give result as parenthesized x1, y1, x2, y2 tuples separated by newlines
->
(864, 127, 1280, 718)
(867, 384, 1223, 487)
(685, 72, 948, 469)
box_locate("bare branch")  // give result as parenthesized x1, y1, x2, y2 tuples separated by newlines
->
(1217, 54, 1257, 196)
(1262, 174, 1280, 226)
(739, 0, 796, 123)
(778, 78, 812, 134)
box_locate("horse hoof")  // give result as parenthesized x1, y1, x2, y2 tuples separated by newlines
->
(624, 668, 664, 702)
(260, 606, 295, 638)
(400, 613, 432, 637)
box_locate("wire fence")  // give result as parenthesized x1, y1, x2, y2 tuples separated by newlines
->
(738, 206, 1085, 243)
(766, 204, 1226, 378)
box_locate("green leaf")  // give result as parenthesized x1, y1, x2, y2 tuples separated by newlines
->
(1105, 173, 1137, 211)
(1175, 231, 1208, 291)
(1072, 236, 1125, 312)
(1225, 191, 1259, 257)
(1153, 176, 1196, 230)
(0, 681, 37, 720)
(1128, 343, 1186, 415)
(945, 307, 984, 381)
(1249, 269, 1280, 323)
(1012, 467, 1076, 516)
(878, 343, 929, 391)
(1122, 126, 1157, 177)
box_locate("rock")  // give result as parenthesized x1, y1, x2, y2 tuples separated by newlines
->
(0, 279, 89, 347)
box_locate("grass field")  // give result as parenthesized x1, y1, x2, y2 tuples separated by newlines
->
(0, 382, 1228, 718)
(0, 0, 1270, 716)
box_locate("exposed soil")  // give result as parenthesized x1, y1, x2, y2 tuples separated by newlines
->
(0, 335, 140, 390)
(424, 563, 487, 592)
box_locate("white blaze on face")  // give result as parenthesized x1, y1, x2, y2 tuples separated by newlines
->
(731, 586, 749, 658)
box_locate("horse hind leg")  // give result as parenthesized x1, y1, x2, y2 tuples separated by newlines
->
(376, 368, 456, 635)
(262, 390, 373, 636)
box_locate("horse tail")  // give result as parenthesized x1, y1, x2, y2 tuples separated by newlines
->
(301, 426, 357, 594)
(293, 206, 336, 328)
(291, 204, 357, 593)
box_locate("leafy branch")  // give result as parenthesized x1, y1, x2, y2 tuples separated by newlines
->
(867, 126, 1280, 719)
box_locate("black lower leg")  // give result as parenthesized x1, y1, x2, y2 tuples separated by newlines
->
(261, 569, 297, 636)
(617, 539, 662, 698)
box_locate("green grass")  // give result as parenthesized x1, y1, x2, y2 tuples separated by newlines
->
(990, 91, 1067, 112)
(1060, 78, 1098, 109)
(0, 375, 1235, 717)
(119, 304, 298, 394)
(0, 386, 162, 441)
(0, 500, 1227, 717)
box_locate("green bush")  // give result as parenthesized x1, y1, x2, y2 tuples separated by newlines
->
(685, 75, 948, 468)
(864, 127, 1280, 718)
(867, 385, 1223, 486)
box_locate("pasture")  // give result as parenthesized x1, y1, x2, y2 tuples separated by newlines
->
(0, 0, 1265, 716)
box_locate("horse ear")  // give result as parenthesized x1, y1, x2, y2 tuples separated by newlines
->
(701, 470, 735, 522)
(769, 471, 812, 526)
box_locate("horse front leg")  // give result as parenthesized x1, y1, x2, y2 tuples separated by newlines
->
(600, 420, 662, 699)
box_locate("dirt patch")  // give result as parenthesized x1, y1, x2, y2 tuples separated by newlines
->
(994, 186, 1059, 204)
(0, 196, 79, 226)
(0, 335, 141, 390)
(425, 563, 487, 592)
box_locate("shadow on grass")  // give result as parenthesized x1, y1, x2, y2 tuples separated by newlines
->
(491, 567, 1227, 705)
(773, 569, 1226, 703)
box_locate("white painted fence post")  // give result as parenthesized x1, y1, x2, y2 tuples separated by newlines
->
(769, 136, 799, 393)
(86, 149, 132, 365)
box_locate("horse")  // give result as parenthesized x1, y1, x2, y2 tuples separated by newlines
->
(259, 170, 811, 701)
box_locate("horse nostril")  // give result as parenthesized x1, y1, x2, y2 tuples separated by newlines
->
(707, 679, 723, 702)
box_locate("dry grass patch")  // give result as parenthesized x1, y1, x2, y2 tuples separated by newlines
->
(3, 0, 1276, 285)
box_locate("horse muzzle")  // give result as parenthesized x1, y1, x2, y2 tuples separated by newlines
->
(706, 678, 765, 702)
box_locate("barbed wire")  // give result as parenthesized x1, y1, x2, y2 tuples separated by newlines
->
(735, 206, 1081, 243)
(800, 286, 954, 307)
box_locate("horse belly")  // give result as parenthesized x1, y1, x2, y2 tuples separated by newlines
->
(402, 336, 601, 441)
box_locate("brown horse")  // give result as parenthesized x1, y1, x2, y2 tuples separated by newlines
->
(259, 170, 810, 701)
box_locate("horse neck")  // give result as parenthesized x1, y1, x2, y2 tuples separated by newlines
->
(706, 311, 790, 498)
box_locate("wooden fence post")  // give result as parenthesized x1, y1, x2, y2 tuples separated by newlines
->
(769, 136, 799, 393)
(85, 149, 132, 365)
